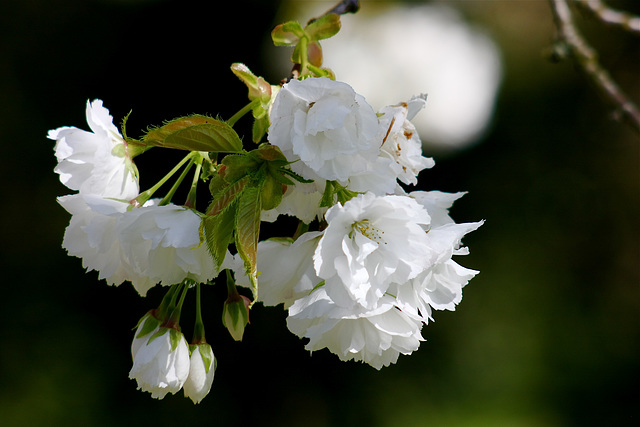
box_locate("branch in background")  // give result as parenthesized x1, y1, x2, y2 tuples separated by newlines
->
(548, 0, 640, 135)
(577, 0, 640, 34)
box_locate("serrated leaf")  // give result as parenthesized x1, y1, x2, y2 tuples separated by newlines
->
(203, 204, 236, 270)
(251, 144, 288, 163)
(235, 186, 262, 301)
(278, 167, 314, 184)
(144, 115, 244, 153)
(206, 176, 248, 216)
(221, 154, 260, 183)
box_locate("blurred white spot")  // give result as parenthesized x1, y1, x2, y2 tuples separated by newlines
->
(274, 3, 503, 151)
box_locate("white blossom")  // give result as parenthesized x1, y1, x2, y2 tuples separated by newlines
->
(58, 193, 131, 286)
(261, 181, 327, 224)
(287, 289, 424, 370)
(58, 194, 222, 296)
(314, 192, 432, 309)
(232, 231, 323, 308)
(409, 190, 466, 227)
(378, 96, 435, 186)
(183, 344, 216, 404)
(116, 203, 220, 296)
(129, 325, 190, 399)
(48, 99, 138, 199)
(268, 77, 380, 182)
(390, 191, 483, 322)
(392, 259, 479, 324)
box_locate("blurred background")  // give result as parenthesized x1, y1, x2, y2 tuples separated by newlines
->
(1, 0, 638, 426)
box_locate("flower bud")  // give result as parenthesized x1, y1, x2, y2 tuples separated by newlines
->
(222, 294, 250, 341)
(183, 343, 216, 404)
(129, 326, 190, 399)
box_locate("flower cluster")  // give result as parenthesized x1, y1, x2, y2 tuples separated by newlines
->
(50, 100, 222, 297)
(49, 2, 482, 403)
(129, 288, 216, 403)
(233, 78, 481, 368)
(50, 101, 222, 402)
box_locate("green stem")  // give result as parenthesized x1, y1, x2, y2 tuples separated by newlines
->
(166, 280, 192, 329)
(159, 157, 195, 206)
(185, 156, 203, 209)
(227, 99, 260, 127)
(192, 283, 206, 344)
(293, 220, 309, 240)
(155, 284, 180, 321)
(298, 36, 309, 76)
(131, 151, 197, 207)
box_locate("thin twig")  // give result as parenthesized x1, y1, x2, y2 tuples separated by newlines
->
(576, 0, 640, 34)
(549, 0, 640, 134)
(308, 0, 360, 24)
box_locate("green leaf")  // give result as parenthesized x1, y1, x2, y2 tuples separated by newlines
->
(252, 116, 268, 143)
(308, 280, 326, 295)
(221, 154, 260, 183)
(260, 175, 283, 211)
(230, 63, 259, 89)
(307, 64, 335, 79)
(305, 13, 341, 41)
(231, 63, 272, 103)
(320, 180, 336, 207)
(271, 21, 305, 45)
(278, 167, 314, 184)
(143, 115, 244, 153)
(198, 344, 215, 374)
(235, 186, 262, 301)
(250, 144, 288, 163)
(169, 328, 183, 352)
(203, 202, 237, 270)
(206, 176, 248, 216)
(147, 327, 170, 346)
(134, 312, 161, 338)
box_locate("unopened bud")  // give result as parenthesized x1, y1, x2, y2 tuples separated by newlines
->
(222, 294, 250, 341)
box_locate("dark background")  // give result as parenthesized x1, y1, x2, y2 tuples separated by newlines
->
(1, 0, 638, 426)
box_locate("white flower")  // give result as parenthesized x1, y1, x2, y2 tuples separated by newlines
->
(48, 99, 139, 199)
(117, 203, 219, 296)
(343, 156, 400, 196)
(378, 96, 435, 186)
(268, 77, 380, 182)
(183, 343, 216, 404)
(392, 259, 479, 324)
(232, 231, 323, 308)
(129, 325, 190, 399)
(314, 193, 432, 309)
(409, 190, 466, 227)
(287, 289, 424, 370)
(261, 181, 327, 224)
(58, 194, 221, 296)
(58, 193, 131, 285)
(390, 190, 482, 322)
